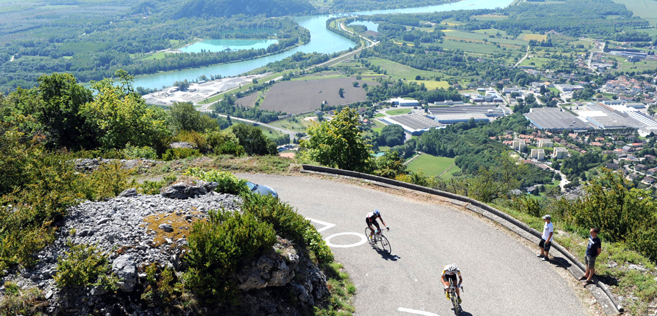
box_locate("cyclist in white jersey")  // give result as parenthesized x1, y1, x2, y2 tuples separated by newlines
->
(441, 264, 463, 304)
(365, 209, 388, 241)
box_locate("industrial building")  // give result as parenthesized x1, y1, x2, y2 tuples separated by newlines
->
(387, 98, 419, 107)
(524, 108, 591, 131)
(427, 106, 504, 124)
(380, 114, 444, 135)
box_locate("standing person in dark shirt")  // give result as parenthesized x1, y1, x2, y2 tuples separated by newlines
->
(580, 227, 602, 286)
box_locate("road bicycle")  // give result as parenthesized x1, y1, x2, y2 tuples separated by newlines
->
(364, 227, 391, 254)
(445, 279, 464, 316)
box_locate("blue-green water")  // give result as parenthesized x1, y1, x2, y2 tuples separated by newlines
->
(348, 21, 380, 32)
(133, 0, 513, 90)
(180, 39, 280, 53)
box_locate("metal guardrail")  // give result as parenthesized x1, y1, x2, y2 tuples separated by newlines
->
(302, 164, 623, 314)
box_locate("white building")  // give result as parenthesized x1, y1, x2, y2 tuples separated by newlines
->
(512, 139, 526, 152)
(531, 149, 545, 160)
(553, 147, 568, 159)
(538, 139, 553, 148)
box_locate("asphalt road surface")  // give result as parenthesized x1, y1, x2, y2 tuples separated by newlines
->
(239, 174, 586, 316)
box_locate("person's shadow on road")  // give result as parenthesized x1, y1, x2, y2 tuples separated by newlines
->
(375, 248, 400, 261)
(456, 309, 474, 316)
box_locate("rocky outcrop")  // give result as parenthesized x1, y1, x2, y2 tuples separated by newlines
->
(169, 142, 196, 149)
(0, 188, 330, 316)
(73, 158, 160, 172)
(160, 180, 218, 199)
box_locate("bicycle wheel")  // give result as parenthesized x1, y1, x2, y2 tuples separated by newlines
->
(450, 290, 461, 316)
(379, 235, 391, 254)
(364, 227, 373, 246)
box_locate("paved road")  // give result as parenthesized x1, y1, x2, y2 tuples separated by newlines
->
(238, 174, 587, 316)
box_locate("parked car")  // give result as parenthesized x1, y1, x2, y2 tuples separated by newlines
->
(246, 181, 278, 199)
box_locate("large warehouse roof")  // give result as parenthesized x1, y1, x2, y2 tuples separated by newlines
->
(524, 108, 591, 130)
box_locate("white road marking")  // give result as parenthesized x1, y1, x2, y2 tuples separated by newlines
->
(306, 217, 336, 233)
(398, 307, 440, 316)
(324, 232, 367, 248)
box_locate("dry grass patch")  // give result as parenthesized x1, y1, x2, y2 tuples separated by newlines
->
(523, 33, 548, 41)
(142, 211, 206, 247)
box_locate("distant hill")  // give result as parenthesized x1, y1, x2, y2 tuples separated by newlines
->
(172, 0, 314, 18)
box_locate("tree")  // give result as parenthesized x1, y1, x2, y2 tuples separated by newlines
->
(20, 73, 95, 149)
(378, 124, 405, 146)
(80, 77, 171, 151)
(300, 108, 372, 172)
(338, 88, 345, 98)
(169, 102, 206, 132)
(231, 123, 277, 156)
(352, 81, 359, 87)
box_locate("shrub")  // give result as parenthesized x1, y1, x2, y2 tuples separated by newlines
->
(175, 130, 208, 152)
(0, 282, 46, 316)
(123, 144, 157, 159)
(76, 162, 131, 201)
(162, 148, 201, 161)
(184, 210, 276, 301)
(141, 264, 183, 309)
(207, 130, 244, 156)
(184, 168, 248, 195)
(241, 193, 334, 264)
(136, 175, 177, 195)
(54, 242, 119, 290)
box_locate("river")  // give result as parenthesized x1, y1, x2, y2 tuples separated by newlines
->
(132, 0, 512, 90)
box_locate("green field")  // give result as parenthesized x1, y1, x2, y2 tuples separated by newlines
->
(406, 154, 460, 178)
(367, 57, 437, 80)
(386, 109, 411, 116)
(267, 113, 317, 132)
(409, 80, 450, 90)
(612, 0, 657, 26)
(372, 120, 386, 134)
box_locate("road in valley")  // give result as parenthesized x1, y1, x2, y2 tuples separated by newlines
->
(238, 174, 587, 316)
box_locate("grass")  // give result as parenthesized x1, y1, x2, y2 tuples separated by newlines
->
(385, 109, 411, 116)
(522, 34, 548, 41)
(472, 14, 508, 21)
(315, 262, 356, 316)
(268, 114, 317, 133)
(408, 80, 450, 90)
(371, 120, 386, 134)
(367, 57, 436, 80)
(406, 154, 456, 178)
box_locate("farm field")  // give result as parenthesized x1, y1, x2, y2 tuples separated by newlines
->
(440, 39, 511, 55)
(386, 109, 411, 116)
(612, 0, 657, 26)
(259, 77, 378, 114)
(522, 33, 548, 41)
(409, 80, 450, 90)
(235, 91, 261, 108)
(472, 14, 508, 21)
(406, 154, 458, 178)
(367, 57, 437, 80)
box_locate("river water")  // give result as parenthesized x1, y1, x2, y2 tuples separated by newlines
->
(133, 0, 512, 89)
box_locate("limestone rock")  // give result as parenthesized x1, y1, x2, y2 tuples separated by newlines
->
(112, 255, 137, 292)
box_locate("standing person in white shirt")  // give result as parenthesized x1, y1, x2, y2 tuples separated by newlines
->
(537, 214, 554, 261)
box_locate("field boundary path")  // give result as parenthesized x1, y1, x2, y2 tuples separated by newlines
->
(513, 45, 530, 68)
(437, 163, 456, 178)
(296, 164, 623, 316)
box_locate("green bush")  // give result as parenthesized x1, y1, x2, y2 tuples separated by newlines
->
(123, 144, 158, 159)
(76, 162, 131, 201)
(54, 242, 119, 290)
(136, 175, 177, 195)
(206, 130, 244, 156)
(241, 193, 334, 264)
(141, 264, 184, 310)
(184, 168, 248, 195)
(162, 148, 201, 161)
(184, 210, 276, 301)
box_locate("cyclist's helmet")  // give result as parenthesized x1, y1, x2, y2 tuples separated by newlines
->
(374, 209, 380, 216)
(447, 264, 458, 272)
